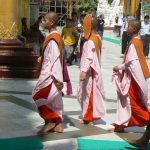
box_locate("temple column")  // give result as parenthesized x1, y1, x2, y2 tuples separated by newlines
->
(0, 0, 38, 78)
(126, 0, 131, 16)
(0, 0, 19, 40)
(131, 0, 140, 16)
(0, 0, 30, 41)
(68, 0, 72, 19)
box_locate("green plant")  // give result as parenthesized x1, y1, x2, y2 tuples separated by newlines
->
(107, 0, 114, 6)
(75, 0, 98, 13)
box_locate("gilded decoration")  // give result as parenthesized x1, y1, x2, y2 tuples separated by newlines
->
(0, 22, 18, 39)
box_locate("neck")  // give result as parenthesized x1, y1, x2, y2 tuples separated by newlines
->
(49, 27, 56, 33)
(131, 33, 139, 39)
(91, 29, 96, 34)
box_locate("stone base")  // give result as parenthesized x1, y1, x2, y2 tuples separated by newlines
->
(0, 41, 39, 78)
(0, 39, 22, 46)
(0, 66, 37, 78)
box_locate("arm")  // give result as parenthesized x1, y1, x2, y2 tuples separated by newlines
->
(80, 40, 94, 81)
(113, 44, 138, 72)
(49, 40, 64, 91)
(113, 63, 126, 72)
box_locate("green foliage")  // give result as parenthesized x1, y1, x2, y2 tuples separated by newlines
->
(75, 0, 98, 13)
(107, 0, 114, 5)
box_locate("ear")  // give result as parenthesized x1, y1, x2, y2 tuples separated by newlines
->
(50, 20, 55, 26)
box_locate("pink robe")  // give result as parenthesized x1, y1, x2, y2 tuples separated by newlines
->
(77, 40, 106, 121)
(112, 40, 149, 127)
(32, 31, 63, 120)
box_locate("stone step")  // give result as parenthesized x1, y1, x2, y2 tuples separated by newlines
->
(0, 55, 38, 66)
(0, 51, 37, 56)
(0, 46, 33, 52)
(0, 45, 39, 78)
(0, 66, 37, 78)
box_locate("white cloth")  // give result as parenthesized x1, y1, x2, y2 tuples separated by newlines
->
(120, 20, 128, 37)
(141, 21, 150, 35)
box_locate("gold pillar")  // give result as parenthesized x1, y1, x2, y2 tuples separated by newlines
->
(131, 0, 140, 16)
(0, 0, 30, 39)
(68, 0, 72, 19)
(0, 0, 19, 39)
(123, 0, 127, 16)
(131, 0, 136, 16)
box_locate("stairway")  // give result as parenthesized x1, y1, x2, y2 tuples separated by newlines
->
(0, 45, 39, 78)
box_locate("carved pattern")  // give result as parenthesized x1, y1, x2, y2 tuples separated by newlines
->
(0, 22, 18, 39)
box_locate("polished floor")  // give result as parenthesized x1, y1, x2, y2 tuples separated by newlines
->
(0, 31, 150, 150)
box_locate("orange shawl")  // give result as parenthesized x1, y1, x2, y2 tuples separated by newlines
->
(83, 14, 101, 58)
(83, 14, 92, 40)
(89, 34, 101, 58)
(36, 32, 64, 77)
(125, 38, 150, 79)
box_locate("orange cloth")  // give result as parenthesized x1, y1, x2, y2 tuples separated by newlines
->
(84, 68, 101, 122)
(36, 32, 64, 77)
(42, 32, 64, 65)
(114, 75, 149, 129)
(83, 14, 101, 58)
(83, 15, 92, 40)
(127, 38, 150, 79)
(89, 34, 101, 59)
(128, 75, 150, 127)
(33, 84, 62, 122)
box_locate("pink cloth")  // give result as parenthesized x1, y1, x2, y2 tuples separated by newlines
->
(77, 40, 106, 119)
(112, 42, 148, 126)
(63, 54, 72, 95)
(32, 31, 63, 116)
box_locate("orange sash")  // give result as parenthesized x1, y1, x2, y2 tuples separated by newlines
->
(89, 34, 101, 59)
(83, 14, 92, 40)
(36, 32, 64, 77)
(83, 15, 101, 59)
(125, 38, 150, 79)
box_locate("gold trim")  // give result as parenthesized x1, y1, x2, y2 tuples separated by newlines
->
(0, 22, 18, 39)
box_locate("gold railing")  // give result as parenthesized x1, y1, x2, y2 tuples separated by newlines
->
(0, 22, 18, 39)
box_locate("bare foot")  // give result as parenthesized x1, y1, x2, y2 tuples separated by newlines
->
(108, 126, 124, 133)
(108, 128, 115, 132)
(79, 120, 94, 125)
(53, 123, 63, 133)
(79, 120, 84, 124)
(37, 122, 56, 135)
(89, 122, 94, 125)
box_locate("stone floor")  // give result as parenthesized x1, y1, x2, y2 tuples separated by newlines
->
(0, 30, 150, 150)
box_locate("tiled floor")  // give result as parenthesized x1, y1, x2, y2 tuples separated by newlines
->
(0, 31, 150, 150)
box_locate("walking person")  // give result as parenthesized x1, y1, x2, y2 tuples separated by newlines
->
(77, 13, 106, 125)
(32, 12, 64, 135)
(62, 19, 78, 66)
(111, 20, 150, 132)
(120, 16, 135, 56)
(141, 15, 150, 58)
(97, 14, 105, 38)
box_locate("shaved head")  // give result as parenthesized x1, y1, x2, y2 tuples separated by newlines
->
(45, 12, 58, 26)
(130, 20, 141, 32)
